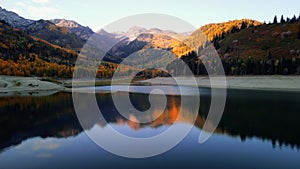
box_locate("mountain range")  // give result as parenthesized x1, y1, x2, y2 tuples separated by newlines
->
(0, 7, 34, 29)
(0, 6, 299, 77)
(50, 19, 94, 41)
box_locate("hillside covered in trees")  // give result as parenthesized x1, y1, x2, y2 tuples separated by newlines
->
(0, 20, 76, 77)
(0, 11, 300, 78)
(0, 20, 117, 78)
(180, 15, 300, 76)
(25, 20, 85, 51)
(216, 16, 300, 75)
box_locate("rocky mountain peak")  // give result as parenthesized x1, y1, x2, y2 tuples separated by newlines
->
(112, 26, 190, 42)
(50, 19, 94, 40)
(0, 6, 34, 29)
(51, 19, 80, 28)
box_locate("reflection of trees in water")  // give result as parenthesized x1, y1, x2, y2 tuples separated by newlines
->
(98, 92, 300, 149)
(0, 90, 300, 152)
(0, 93, 82, 151)
(198, 90, 300, 150)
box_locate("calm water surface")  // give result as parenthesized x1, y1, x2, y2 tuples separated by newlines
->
(0, 86, 299, 169)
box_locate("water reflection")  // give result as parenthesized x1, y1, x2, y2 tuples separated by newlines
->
(0, 93, 81, 152)
(0, 89, 300, 153)
(209, 90, 300, 149)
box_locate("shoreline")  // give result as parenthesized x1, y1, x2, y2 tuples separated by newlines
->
(0, 76, 65, 96)
(140, 76, 300, 92)
(1, 75, 300, 96)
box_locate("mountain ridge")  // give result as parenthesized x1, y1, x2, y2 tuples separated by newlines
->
(0, 6, 299, 77)
(50, 19, 94, 40)
(0, 7, 34, 29)
(25, 19, 85, 50)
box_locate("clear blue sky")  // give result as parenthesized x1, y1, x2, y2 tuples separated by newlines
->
(1, 0, 299, 31)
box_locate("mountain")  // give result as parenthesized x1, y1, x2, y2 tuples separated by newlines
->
(199, 19, 262, 41)
(181, 19, 300, 76)
(50, 19, 94, 40)
(112, 26, 190, 41)
(0, 19, 120, 78)
(0, 20, 76, 77)
(25, 20, 85, 50)
(0, 6, 299, 77)
(112, 26, 147, 41)
(218, 21, 300, 60)
(185, 19, 262, 51)
(105, 32, 192, 63)
(0, 7, 34, 29)
(97, 29, 122, 47)
(0, 8, 86, 50)
(104, 26, 193, 63)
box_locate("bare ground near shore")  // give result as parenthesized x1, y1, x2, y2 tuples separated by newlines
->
(1, 75, 300, 97)
(140, 76, 300, 92)
(0, 76, 64, 96)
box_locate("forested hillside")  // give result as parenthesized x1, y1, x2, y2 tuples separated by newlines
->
(0, 20, 117, 78)
(0, 8, 300, 78)
(0, 20, 76, 77)
(181, 16, 300, 76)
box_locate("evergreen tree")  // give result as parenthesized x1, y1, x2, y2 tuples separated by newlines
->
(267, 50, 272, 60)
(241, 21, 247, 29)
(221, 32, 225, 39)
(212, 36, 220, 49)
(280, 15, 285, 24)
(273, 15, 278, 24)
(230, 26, 239, 33)
(291, 15, 297, 23)
(297, 25, 300, 39)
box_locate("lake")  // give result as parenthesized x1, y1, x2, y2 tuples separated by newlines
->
(0, 86, 300, 169)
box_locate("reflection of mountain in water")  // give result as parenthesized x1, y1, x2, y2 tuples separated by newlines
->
(0, 93, 82, 151)
(0, 90, 300, 152)
(211, 90, 300, 149)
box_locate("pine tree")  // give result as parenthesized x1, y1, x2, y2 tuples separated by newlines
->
(280, 15, 285, 24)
(291, 15, 297, 23)
(273, 15, 278, 24)
(241, 21, 247, 29)
(297, 26, 300, 39)
(267, 50, 272, 60)
(230, 26, 239, 33)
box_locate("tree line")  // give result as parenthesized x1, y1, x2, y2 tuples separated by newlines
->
(174, 50, 300, 76)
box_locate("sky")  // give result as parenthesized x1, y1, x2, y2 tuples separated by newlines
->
(1, 0, 300, 32)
